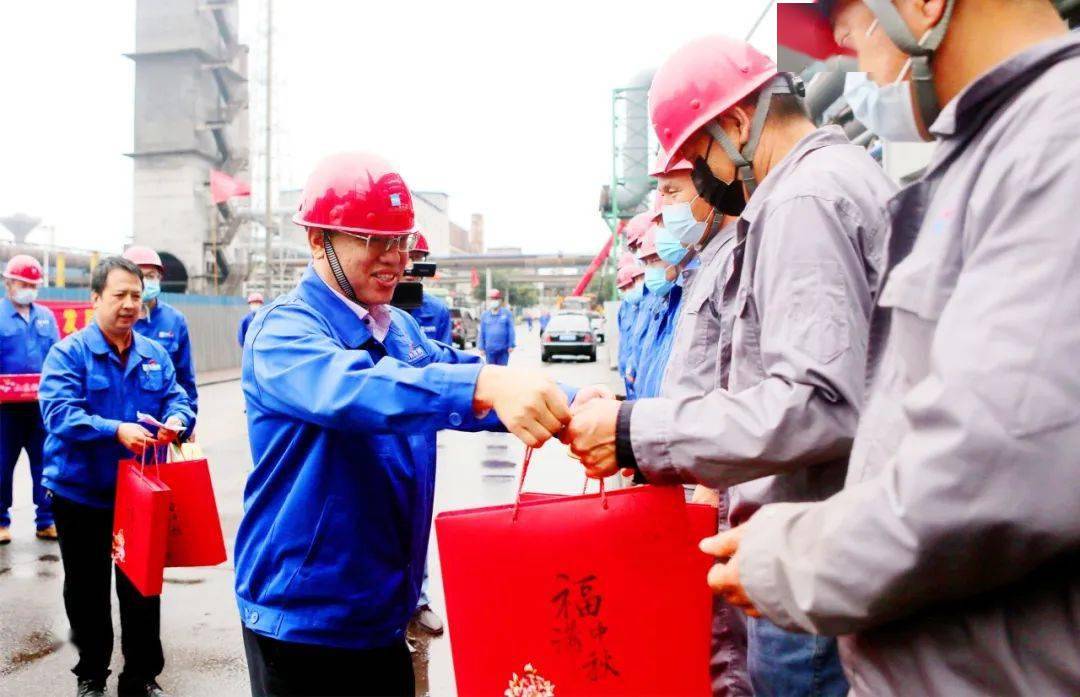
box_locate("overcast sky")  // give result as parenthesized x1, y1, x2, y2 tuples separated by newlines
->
(0, 1, 777, 255)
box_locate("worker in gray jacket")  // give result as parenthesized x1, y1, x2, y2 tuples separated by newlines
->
(564, 36, 896, 695)
(701, 1, 1080, 695)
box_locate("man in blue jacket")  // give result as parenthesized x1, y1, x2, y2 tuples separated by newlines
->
(237, 292, 264, 347)
(123, 246, 198, 415)
(477, 289, 515, 365)
(0, 254, 61, 543)
(235, 153, 574, 697)
(39, 256, 194, 697)
(404, 233, 452, 345)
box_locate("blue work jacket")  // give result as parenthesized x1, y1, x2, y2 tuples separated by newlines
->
(235, 267, 507, 650)
(616, 296, 641, 386)
(38, 323, 195, 508)
(238, 311, 256, 347)
(478, 307, 515, 353)
(0, 298, 60, 374)
(623, 287, 657, 399)
(407, 293, 452, 345)
(634, 285, 683, 399)
(134, 300, 197, 413)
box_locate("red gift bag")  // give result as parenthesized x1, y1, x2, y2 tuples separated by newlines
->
(156, 451, 227, 568)
(0, 373, 40, 403)
(436, 450, 714, 696)
(113, 459, 172, 596)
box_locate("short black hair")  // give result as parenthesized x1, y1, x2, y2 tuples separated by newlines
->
(91, 256, 143, 295)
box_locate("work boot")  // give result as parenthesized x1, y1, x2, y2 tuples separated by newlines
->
(76, 678, 106, 697)
(413, 604, 445, 636)
(0, 527, 10, 545)
(36, 524, 59, 541)
(118, 680, 169, 697)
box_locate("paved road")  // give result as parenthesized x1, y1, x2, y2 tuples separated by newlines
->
(0, 323, 622, 696)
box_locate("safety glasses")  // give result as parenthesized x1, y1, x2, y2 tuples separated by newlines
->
(352, 232, 419, 254)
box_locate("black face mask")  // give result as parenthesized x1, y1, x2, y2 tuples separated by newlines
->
(691, 138, 747, 217)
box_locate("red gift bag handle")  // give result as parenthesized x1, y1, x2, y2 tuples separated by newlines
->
(512, 447, 608, 522)
(138, 444, 163, 474)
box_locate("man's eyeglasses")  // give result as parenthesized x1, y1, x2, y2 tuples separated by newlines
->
(352, 232, 419, 254)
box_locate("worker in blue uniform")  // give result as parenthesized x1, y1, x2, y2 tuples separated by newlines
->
(477, 289, 515, 365)
(234, 153, 577, 697)
(403, 233, 452, 345)
(634, 221, 693, 399)
(614, 253, 644, 396)
(237, 292, 265, 347)
(0, 254, 61, 544)
(39, 256, 194, 697)
(123, 246, 198, 416)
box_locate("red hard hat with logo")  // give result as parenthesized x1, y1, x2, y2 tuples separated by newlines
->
(122, 245, 164, 271)
(488, 289, 502, 300)
(413, 233, 430, 255)
(293, 152, 418, 237)
(3, 254, 45, 285)
(624, 211, 656, 248)
(246, 292, 265, 304)
(650, 36, 778, 172)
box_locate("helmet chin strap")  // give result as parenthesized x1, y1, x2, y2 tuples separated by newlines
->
(862, 0, 956, 130)
(702, 73, 802, 197)
(322, 230, 358, 302)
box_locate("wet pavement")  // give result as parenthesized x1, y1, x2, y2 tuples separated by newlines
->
(0, 324, 622, 696)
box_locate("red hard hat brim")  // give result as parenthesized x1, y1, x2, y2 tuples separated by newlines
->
(293, 213, 420, 237)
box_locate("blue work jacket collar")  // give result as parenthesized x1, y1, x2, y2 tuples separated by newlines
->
(85, 321, 157, 373)
(295, 265, 380, 350)
(1, 297, 37, 319)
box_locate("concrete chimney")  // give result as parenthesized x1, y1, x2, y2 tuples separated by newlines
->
(469, 214, 484, 254)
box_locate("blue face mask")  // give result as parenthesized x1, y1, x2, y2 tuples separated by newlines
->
(660, 201, 707, 247)
(12, 287, 38, 306)
(622, 286, 643, 303)
(843, 71, 923, 143)
(643, 267, 675, 297)
(142, 278, 162, 302)
(654, 225, 689, 265)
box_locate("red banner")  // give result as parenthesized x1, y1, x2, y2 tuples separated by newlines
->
(210, 169, 252, 205)
(0, 374, 40, 403)
(40, 300, 94, 338)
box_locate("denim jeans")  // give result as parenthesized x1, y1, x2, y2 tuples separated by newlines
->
(747, 616, 848, 697)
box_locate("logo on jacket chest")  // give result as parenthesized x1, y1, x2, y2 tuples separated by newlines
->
(157, 331, 175, 340)
(405, 342, 428, 362)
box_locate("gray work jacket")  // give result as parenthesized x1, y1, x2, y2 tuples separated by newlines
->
(626, 127, 896, 526)
(739, 33, 1080, 696)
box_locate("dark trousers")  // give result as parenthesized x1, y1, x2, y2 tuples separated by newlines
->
(0, 402, 52, 528)
(484, 349, 510, 366)
(52, 494, 163, 689)
(242, 626, 414, 697)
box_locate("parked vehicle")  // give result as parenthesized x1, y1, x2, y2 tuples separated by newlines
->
(450, 307, 478, 349)
(588, 311, 605, 343)
(541, 312, 596, 362)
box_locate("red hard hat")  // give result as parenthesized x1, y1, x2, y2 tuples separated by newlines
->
(636, 226, 659, 260)
(413, 233, 430, 254)
(293, 152, 418, 237)
(123, 245, 164, 271)
(3, 254, 44, 285)
(616, 265, 637, 290)
(649, 150, 695, 178)
(624, 211, 655, 248)
(246, 292, 265, 304)
(650, 36, 778, 172)
(489, 289, 502, 300)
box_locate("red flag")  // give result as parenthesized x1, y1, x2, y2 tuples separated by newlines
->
(470, 267, 480, 289)
(210, 169, 252, 205)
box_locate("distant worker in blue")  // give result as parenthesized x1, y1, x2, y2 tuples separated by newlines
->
(538, 308, 551, 334)
(477, 288, 515, 366)
(403, 233, 452, 345)
(0, 254, 60, 544)
(234, 153, 575, 697)
(237, 292, 265, 347)
(614, 253, 643, 397)
(123, 246, 199, 415)
(633, 224, 685, 400)
(39, 256, 193, 697)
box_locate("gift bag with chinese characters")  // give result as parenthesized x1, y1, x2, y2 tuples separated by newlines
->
(436, 451, 714, 696)
(113, 458, 171, 597)
(157, 449, 227, 568)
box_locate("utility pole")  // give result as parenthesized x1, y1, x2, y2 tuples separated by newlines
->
(263, 0, 274, 297)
